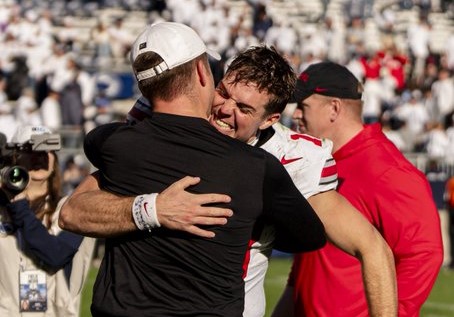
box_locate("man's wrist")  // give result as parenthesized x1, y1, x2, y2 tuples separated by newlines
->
(132, 193, 161, 231)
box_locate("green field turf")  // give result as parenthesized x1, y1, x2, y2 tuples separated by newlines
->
(80, 257, 454, 317)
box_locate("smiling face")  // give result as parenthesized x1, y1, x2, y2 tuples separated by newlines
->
(209, 75, 280, 144)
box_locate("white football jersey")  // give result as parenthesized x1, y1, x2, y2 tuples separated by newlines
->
(243, 122, 338, 317)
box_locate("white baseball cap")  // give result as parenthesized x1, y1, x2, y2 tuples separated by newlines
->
(130, 22, 221, 81)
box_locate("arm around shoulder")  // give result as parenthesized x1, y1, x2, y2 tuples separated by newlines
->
(59, 173, 233, 238)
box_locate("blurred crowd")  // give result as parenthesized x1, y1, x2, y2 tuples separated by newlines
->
(0, 0, 453, 185)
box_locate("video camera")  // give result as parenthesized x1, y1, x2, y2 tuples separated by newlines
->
(0, 129, 61, 196)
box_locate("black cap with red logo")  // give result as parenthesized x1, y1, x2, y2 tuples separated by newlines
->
(292, 62, 362, 103)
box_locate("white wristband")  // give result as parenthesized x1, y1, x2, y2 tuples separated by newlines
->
(132, 193, 161, 231)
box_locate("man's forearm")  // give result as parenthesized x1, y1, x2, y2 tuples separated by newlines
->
(59, 174, 233, 238)
(359, 230, 397, 317)
(308, 191, 397, 316)
(59, 173, 136, 237)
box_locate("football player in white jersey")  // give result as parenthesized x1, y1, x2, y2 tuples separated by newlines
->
(60, 46, 397, 317)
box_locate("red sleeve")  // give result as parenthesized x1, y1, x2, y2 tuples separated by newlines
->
(372, 167, 443, 316)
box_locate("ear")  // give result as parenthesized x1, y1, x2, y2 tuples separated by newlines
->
(259, 113, 281, 130)
(329, 98, 341, 122)
(196, 60, 208, 87)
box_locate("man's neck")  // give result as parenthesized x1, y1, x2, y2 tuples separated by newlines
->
(153, 96, 210, 120)
(330, 120, 363, 153)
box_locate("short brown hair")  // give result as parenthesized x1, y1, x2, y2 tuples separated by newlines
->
(225, 45, 296, 116)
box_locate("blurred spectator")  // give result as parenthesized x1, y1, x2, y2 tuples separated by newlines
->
(421, 62, 439, 93)
(0, 105, 17, 140)
(58, 57, 93, 129)
(445, 112, 454, 164)
(168, 0, 201, 25)
(382, 117, 408, 152)
(431, 68, 454, 123)
(425, 121, 450, 160)
(55, 17, 79, 53)
(15, 86, 41, 126)
(248, 1, 273, 41)
(346, 17, 366, 57)
(301, 29, 329, 65)
(4, 55, 29, 101)
(91, 20, 112, 68)
(407, 15, 431, 87)
(45, 43, 71, 93)
(62, 154, 90, 196)
(0, 68, 16, 140)
(360, 52, 383, 123)
(379, 40, 408, 93)
(321, 16, 347, 64)
(265, 20, 297, 57)
(84, 82, 113, 132)
(445, 33, 454, 71)
(394, 89, 430, 151)
(107, 16, 134, 62)
(40, 89, 62, 132)
(59, 77, 84, 128)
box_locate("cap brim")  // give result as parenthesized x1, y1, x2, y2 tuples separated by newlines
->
(207, 48, 221, 61)
(290, 79, 312, 103)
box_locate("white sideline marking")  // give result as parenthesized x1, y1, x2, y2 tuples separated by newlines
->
(424, 301, 454, 312)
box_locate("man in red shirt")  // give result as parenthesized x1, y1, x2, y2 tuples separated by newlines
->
(273, 62, 443, 317)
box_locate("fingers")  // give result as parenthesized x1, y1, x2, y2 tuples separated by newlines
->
(159, 206, 233, 238)
(193, 215, 229, 226)
(165, 176, 231, 204)
(172, 176, 202, 190)
(156, 176, 233, 239)
(176, 207, 233, 224)
(199, 206, 233, 217)
(192, 193, 232, 205)
(186, 226, 216, 239)
(177, 216, 229, 238)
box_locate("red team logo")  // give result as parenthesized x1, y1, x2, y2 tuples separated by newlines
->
(280, 155, 303, 165)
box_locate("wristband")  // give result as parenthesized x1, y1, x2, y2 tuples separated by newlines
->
(132, 193, 161, 231)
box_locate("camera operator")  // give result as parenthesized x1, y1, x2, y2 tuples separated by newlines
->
(0, 126, 95, 317)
